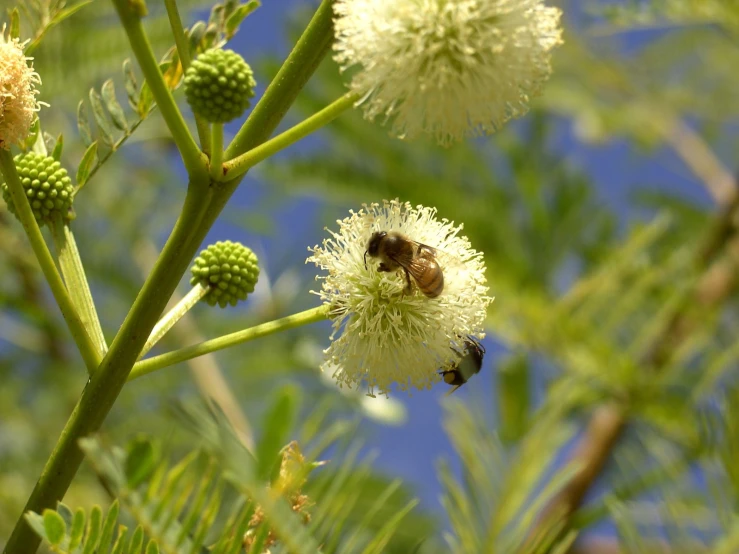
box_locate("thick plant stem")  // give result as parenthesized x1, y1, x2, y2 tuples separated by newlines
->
(198, 0, 337, 244)
(130, 305, 329, 380)
(210, 123, 224, 180)
(0, 150, 100, 374)
(3, 186, 213, 554)
(221, 92, 358, 181)
(50, 216, 107, 358)
(112, 0, 207, 182)
(163, 0, 211, 153)
(139, 282, 210, 357)
(224, 0, 337, 161)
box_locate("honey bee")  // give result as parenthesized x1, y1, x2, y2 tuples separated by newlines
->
(364, 231, 444, 298)
(440, 337, 485, 395)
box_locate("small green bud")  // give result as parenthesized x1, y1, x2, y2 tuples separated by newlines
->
(1, 152, 75, 225)
(184, 49, 256, 123)
(190, 240, 259, 308)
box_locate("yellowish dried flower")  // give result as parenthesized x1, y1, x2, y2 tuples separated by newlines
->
(242, 442, 315, 553)
(0, 34, 43, 150)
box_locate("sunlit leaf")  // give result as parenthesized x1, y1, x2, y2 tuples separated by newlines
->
(101, 80, 129, 131)
(89, 89, 115, 147)
(75, 141, 98, 190)
(123, 59, 140, 110)
(137, 82, 154, 117)
(256, 385, 299, 482)
(9, 8, 20, 40)
(51, 133, 64, 161)
(77, 100, 93, 147)
(225, 1, 260, 39)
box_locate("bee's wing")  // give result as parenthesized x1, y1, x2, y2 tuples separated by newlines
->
(405, 240, 466, 273)
(403, 254, 439, 283)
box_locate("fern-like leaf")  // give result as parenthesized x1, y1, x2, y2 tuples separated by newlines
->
(25, 500, 160, 554)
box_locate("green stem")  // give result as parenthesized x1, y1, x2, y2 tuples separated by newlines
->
(3, 185, 213, 554)
(164, 0, 191, 71)
(210, 123, 224, 180)
(50, 216, 107, 358)
(5, 0, 337, 549)
(112, 0, 207, 181)
(130, 305, 329, 380)
(139, 282, 210, 358)
(221, 92, 358, 181)
(163, 0, 212, 154)
(83, 116, 147, 188)
(193, 0, 338, 251)
(0, 150, 100, 374)
(223, 0, 337, 161)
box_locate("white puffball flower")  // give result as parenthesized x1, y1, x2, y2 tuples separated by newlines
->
(307, 200, 492, 397)
(333, 0, 563, 146)
(0, 33, 43, 150)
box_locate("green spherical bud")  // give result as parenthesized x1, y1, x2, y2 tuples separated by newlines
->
(1, 153, 75, 226)
(190, 240, 259, 308)
(184, 49, 256, 123)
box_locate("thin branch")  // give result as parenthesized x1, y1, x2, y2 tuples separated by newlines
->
(536, 183, 739, 540)
(223, 0, 337, 161)
(0, 150, 100, 374)
(129, 305, 329, 381)
(163, 0, 211, 152)
(662, 119, 737, 207)
(111, 0, 207, 181)
(221, 92, 357, 181)
(133, 240, 255, 451)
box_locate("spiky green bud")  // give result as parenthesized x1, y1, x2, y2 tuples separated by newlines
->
(1, 152, 74, 225)
(184, 49, 256, 123)
(190, 240, 259, 308)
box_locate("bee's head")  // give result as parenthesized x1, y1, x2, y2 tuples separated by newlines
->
(364, 231, 387, 268)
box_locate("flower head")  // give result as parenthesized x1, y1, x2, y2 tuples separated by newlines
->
(333, 0, 563, 145)
(307, 200, 492, 396)
(184, 49, 256, 124)
(190, 240, 260, 308)
(0, 33, 43, 149)
(1, 152, 75, 225)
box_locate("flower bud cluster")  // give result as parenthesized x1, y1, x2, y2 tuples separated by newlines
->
(1, 153, 74, 225)
(190, 240, 259, 308)
(184, 49, 256, 123)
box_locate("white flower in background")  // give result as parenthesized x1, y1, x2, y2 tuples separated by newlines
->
(333, 0, 563, 146)
(0, 33, 43, 149)
(307, 200, 492, 397)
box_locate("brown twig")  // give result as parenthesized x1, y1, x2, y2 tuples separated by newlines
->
(536, 186, 739, 548)
(663, 120, 736, 207)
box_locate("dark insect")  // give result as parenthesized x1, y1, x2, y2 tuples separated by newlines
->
(440, 337, 485, 395)
(364, 231, 444, 298)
